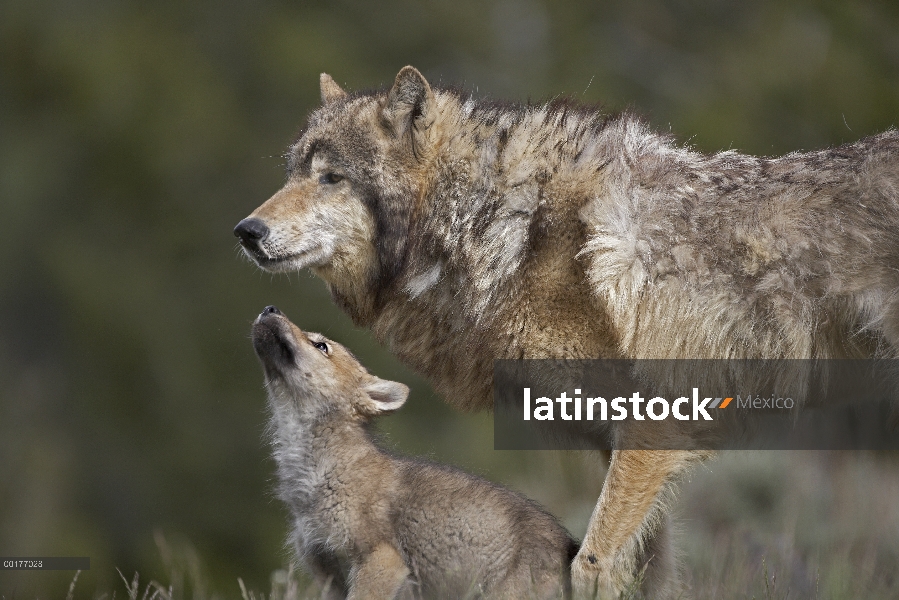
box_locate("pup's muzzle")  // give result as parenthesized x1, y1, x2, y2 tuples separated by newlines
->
(260, 305, 282, 317)
(252, 305, 295, 368)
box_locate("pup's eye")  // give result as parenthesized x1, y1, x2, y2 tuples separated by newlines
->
(312, 341, 329, 355)
(319, 172, 344, 184)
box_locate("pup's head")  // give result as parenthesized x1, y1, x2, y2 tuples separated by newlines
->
(234, 66, 439, 296)
(251, 305, 409, 419)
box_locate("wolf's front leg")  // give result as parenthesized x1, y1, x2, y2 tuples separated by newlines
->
(347, 543, 413, 600)
(571, 449, 696, 599)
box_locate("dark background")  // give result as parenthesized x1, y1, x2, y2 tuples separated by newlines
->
(2, 0, 899, 597)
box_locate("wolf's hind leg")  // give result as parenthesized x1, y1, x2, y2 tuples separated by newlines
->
(638, 510, 677, 599)
(347, 543, 412, 600)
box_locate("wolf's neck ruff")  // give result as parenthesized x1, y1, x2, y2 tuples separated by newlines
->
(355, 92, 639, 403)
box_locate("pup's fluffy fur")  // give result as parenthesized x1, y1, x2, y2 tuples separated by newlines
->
(252, 306, 577, 599)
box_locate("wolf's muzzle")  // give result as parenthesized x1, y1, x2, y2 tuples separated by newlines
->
(234, 218, 270, 248)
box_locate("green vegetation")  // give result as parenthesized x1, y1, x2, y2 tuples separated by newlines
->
(2, 0, 898, 597)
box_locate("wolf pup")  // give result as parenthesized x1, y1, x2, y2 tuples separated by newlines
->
(251, 305, 577, 600)
(236, 66, 899, 597)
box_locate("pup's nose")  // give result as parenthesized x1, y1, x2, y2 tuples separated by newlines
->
(234, 218, 269, 246)
(262, 305, 282, 316)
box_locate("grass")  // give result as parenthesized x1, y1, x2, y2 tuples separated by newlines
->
(51, 453, 899, 599)
(676, 452, 899, 599)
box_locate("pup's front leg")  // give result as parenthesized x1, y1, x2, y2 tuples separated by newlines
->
(348, 543, 413, 600)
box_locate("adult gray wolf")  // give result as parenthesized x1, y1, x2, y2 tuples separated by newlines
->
(235, 66, 899, 598)
(252, 305, 577, 599)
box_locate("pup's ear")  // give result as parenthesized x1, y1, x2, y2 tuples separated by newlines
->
(320, 73, 347, 104)
(382, 66, 436, 152)
(358, 376, 409, 416)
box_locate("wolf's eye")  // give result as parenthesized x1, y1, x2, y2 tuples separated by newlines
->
(319, 172, 344, 185)
(312, 341, 329, 355)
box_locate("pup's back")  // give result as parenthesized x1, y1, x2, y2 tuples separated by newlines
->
(395, 460, 577, 598)
(252, 306, 576, 599)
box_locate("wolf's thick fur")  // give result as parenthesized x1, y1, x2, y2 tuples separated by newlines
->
(252, 306, 577, 600)
(236, 67, 899, 597)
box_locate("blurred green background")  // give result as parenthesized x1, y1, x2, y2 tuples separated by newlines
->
(2, 0, 899, 597)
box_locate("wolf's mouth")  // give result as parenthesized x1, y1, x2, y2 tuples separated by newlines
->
(242, 245, 327, 272)
(247, 251, 291, 268)
(241, 246, 300, 270)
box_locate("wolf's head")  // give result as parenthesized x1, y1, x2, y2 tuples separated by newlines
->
(251, 305, 409, 420)
(235, 67, 440, 315)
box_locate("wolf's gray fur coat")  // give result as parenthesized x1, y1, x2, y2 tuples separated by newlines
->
(236, 66, 899, 597)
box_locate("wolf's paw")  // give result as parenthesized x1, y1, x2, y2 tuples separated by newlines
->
(570, 551, 624, 600)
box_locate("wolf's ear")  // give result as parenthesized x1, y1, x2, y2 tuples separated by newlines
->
(358, 376, 409, 416)
(382, 66, 436, 149)
(320, 73, 347, 104)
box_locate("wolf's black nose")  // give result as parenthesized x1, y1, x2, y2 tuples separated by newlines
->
(262, 305, 282, 316)
(234, 218, 269, 245)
